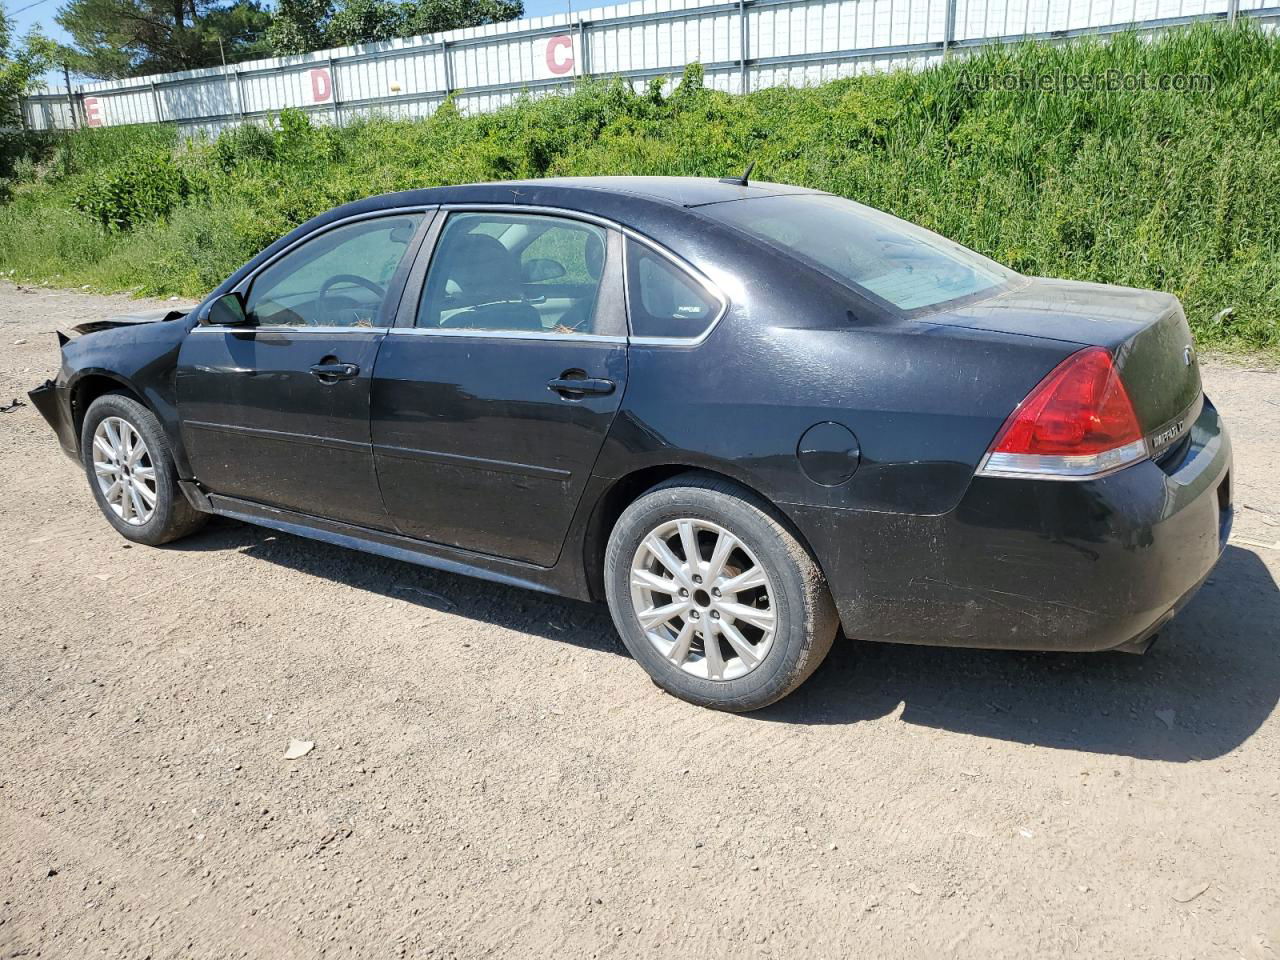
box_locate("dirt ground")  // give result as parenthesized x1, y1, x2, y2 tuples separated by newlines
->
(1, 281, 1278, 960)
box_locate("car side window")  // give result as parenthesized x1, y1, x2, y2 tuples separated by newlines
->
(245, 214, 423, 328)
(417, 212, 608, 335)
(625, 240, 721, 339)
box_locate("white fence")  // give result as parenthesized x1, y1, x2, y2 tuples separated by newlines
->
(21, 0, 1280, 135)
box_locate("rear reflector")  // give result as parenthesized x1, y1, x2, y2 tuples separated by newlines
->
(977, 347, 1148, 480)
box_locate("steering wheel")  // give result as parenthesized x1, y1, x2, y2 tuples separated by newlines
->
(316, 274, 387, 326)
(320, 274, 385, 301)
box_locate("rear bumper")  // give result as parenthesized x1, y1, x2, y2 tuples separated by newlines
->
(28, 379, 79, 460)
(791, 396, 1233, 653)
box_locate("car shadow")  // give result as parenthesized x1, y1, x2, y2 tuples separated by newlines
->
(176, 523, 1277, 761)
(174, 517, 624, 655)
(760, 546, 1279, 761)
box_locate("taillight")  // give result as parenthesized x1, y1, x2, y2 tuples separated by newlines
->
(977, 347, 1148, 480)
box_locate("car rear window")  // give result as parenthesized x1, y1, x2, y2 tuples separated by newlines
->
(704, 194, 1013, 312)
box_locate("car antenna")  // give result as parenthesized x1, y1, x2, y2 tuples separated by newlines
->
(719, 161, 755, 187)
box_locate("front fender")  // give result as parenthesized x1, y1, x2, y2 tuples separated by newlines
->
(57, 319, 193, 477)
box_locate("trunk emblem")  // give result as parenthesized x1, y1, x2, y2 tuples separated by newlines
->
(1151, 420, 1185, 449)
(1184, 345, 1195, 367)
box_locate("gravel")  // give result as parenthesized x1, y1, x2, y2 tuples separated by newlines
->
(2, 282, 1278, 959)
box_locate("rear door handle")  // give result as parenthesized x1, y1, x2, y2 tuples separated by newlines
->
(548, 376, 615, 397)
(310, 362, 360, 382)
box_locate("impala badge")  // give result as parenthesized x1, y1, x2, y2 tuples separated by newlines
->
(1184, 345, 1195, 366)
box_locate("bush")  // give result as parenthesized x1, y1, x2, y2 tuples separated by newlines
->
(0, 23, 1277, 351)
(72, 152, 191, 231)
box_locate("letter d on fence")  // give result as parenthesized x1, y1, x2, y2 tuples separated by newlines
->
(310, 68, 333, 103)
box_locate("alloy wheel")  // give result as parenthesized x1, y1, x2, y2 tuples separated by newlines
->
(629, 518, 777, 681)
(92, 416, 157, 526)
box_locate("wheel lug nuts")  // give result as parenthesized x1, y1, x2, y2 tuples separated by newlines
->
(710, 611, 720, 620)
(693, 575, 703, 584)
(679, 588, 689, 598)
(690, 610, 699, 619)
(712, 588, 720, 597)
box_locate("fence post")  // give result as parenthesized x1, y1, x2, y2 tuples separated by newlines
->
(578, 18, 591, 76)
(233, 67, 245, 121)
(150, 81, 164, 123)
(1227, 0, 1239, 20)
(61, 63, 79, 129)
(329, 57, 342, 126)
(442, 39, 454, 95)
(943, 0, 958, 57)
(738, 0, 749, 92)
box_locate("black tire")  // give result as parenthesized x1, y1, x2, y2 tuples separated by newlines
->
(604, 474, 838, 712)
(79, 392, 207, 546)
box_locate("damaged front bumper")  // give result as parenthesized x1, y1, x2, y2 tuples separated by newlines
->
(28, 378, 79, 460)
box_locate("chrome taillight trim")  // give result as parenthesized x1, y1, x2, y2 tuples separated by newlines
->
(975, 438, 1149, 481)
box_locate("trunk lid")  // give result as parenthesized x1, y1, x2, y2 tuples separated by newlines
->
(927, 277, 1203, 453)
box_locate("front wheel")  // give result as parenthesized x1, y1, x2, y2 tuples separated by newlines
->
(604, 475, 838, 712)
(80, 392, 207, 546)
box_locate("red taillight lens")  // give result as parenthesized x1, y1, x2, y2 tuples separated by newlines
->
(979, 347, 1148, 480)
(993, 347, 1142, 455)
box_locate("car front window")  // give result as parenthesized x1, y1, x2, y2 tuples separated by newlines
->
(246, 214, 423, 328)
(704, 194, 1013, 312)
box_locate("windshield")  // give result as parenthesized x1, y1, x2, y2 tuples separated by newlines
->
(705, 194, 1014, 312)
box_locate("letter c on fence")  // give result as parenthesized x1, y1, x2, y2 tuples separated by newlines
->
(311, 68, 333, 103)
(546, 35, 574, 76)
(84, 97, 103, 127)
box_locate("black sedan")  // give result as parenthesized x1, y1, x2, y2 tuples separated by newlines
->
(29, 177, 1233, 711)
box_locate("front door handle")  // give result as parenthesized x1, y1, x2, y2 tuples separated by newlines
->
(548, 376, 615, 397)
(310, 362, 360, 382)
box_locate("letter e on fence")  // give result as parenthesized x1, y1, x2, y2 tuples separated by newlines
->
(84, 97, 103, 127)
(543, 35, 575, 77)
(310, 68, 333, 103)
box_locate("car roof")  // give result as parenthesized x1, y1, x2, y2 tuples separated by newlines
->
(330, 176, 829, 221)
(493, 176, 830, 207)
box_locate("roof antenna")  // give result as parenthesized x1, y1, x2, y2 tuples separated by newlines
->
(719, 161, 755, 187)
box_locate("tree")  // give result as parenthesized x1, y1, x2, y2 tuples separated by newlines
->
(266, 0, 524, 57)
(1, 11, 54, 127)
(55, 0, 272, 79)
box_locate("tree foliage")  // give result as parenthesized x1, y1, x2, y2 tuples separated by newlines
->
(55, 0, 272, 79)
(266, 0, 524, 56)
(0, 10, 54, 123)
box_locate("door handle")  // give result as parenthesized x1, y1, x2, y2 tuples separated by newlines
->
(548, 376, 615, 397)
(310, 362, 360, 382)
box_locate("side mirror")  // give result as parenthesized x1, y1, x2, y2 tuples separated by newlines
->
(522, 258, 566, 283)
(202, 292, 249, 326)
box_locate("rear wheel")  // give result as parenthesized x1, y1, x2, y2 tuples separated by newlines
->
(80, 392, 207, 546)
(604, 475, 838, 712)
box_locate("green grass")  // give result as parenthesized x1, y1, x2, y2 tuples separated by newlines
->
(1, 22, 1278, 352)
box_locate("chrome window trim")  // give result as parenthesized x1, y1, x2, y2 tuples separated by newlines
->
(386, 326, 626, 344)
(198, 205, 435, 331)
(621, 230, 730, 347)
(437, 203, 620, 232)
(189, 325, 388, 335)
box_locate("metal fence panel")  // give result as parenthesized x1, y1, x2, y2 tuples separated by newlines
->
(19, 0, 1280, 135)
